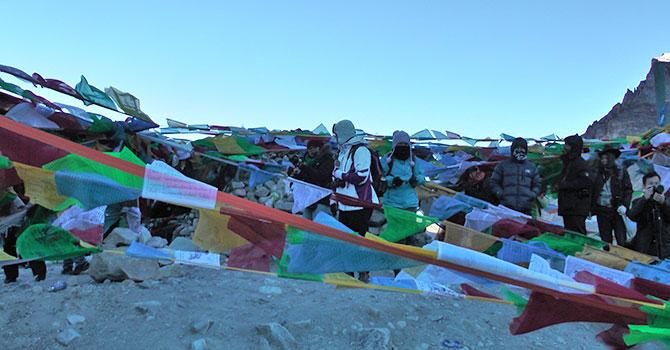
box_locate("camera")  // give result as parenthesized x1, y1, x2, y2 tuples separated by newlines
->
(656, 185, 665, 194)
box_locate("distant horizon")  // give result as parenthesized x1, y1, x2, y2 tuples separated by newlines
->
(3, 1, 670, 139)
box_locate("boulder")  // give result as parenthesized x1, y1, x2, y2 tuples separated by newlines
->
(88, 252, 160, 283)
(103, 227, 139, 248)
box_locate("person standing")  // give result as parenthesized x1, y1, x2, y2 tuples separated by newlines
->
(381, 130, 424, 211)
(489, 137, 542, 215)
(290, 139, 335, 220)
(591, 145, 632, 245)
(558, 134, 592, 234)
(331, 120, 380, 282)
(2, 193, 46, 283)
(628, 172, 670, 258)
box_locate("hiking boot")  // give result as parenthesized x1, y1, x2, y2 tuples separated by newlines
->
(61, 266, 74, 275)
(72, 261, 90, 275)
(4, 277, 16, 284)
(34, 274, 46, 282)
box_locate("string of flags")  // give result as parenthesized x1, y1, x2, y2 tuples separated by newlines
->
(4, 63, 670, 347)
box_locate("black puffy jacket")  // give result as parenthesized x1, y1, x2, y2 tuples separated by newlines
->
(558, 135, 593, 216)
(490, 159, 542, 214)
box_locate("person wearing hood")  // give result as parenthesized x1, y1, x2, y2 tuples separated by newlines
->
(331, 120, 379, 283)
(331, 120, 379, 227)
(381, 130, 425, 210)
(558, 134, 592, 234)
(591, 145, 632, 245)
(489, 137, 542, 215)
(291, 139, 334, 220)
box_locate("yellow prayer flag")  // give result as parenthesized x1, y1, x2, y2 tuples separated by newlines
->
(192, 209, 248, 252)
(0, 251, 17, 261)
(14, 163, 69, 210)
(212, 136, 246, 155)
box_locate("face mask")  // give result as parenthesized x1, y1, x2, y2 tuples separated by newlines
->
(512, 148, 527, 161)
(394, 146, 410, 160)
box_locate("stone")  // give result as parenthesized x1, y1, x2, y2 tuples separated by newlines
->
(56, 328, 81, 346)
(67, 314, 86, 326)
(407, 316, 419, 322)
(231, 181, 245, 190)
(190, 319, 214, 334)
(233, 189, 247, 197)
(258, 337, 273, 350)
(159, 264, 184, 279)
(133, 301, 161, 315)
(254, 186, 271, 198)
(396, 321, 407, 329)
(146, 236, 168, 249)
(31, 286, 43, 293)
(191, 338, 207, 350)
(103, 227, 139, 247)
(168, 237, 200, 252)
(355, 328, 392, 350)
(88, 252, 160, 283)
(274, 200, 293, 212)
(138, 226, 152, 244)
(256, 322, 298, 350)
(259, 286, 283, 295)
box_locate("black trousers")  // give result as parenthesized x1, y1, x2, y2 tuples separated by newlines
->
(2, 227, 46, 281)
(596, 209, 627, 245)
(562, 215, 587, 235)
(338, 208, 373, 236)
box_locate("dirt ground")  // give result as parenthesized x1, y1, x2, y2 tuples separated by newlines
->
(3, 262, 666, 350)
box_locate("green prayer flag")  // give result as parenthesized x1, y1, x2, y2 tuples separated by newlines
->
(87, 114, 117, 134)
(501, 286, 528, 314)
(379, 206, 439, 243)
(0, 155, 12, 169)
(531, 232, 605, 256)
(43, 147, 145, 189)
(0, 77, 25, 96)
(75, 75, 117, 110)
(16, 224, 101, 261)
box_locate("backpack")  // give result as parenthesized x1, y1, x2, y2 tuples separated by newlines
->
(348, 144, 386, 196)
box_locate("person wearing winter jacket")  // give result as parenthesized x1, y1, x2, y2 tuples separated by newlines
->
(331, 120, 379, 283)
(591, 145, 632, 245)
(558, 134, 592, 234)
(489, 137, 542, 215)
(381, 131, 425, 211)
(628, 171, 670, 259)
(291, 139, 335, 220)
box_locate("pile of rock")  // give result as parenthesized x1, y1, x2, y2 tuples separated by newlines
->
(145, 210, 199, 242)
(229, 178, 295, 213)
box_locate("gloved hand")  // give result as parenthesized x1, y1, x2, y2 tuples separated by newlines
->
(617, 205, 627, 216)
(330, 203, 338, 217)
(408, 176, 418, 188)
(392, 177, 403, 188)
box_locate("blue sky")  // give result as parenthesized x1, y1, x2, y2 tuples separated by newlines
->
(2, 1, 669, 138)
